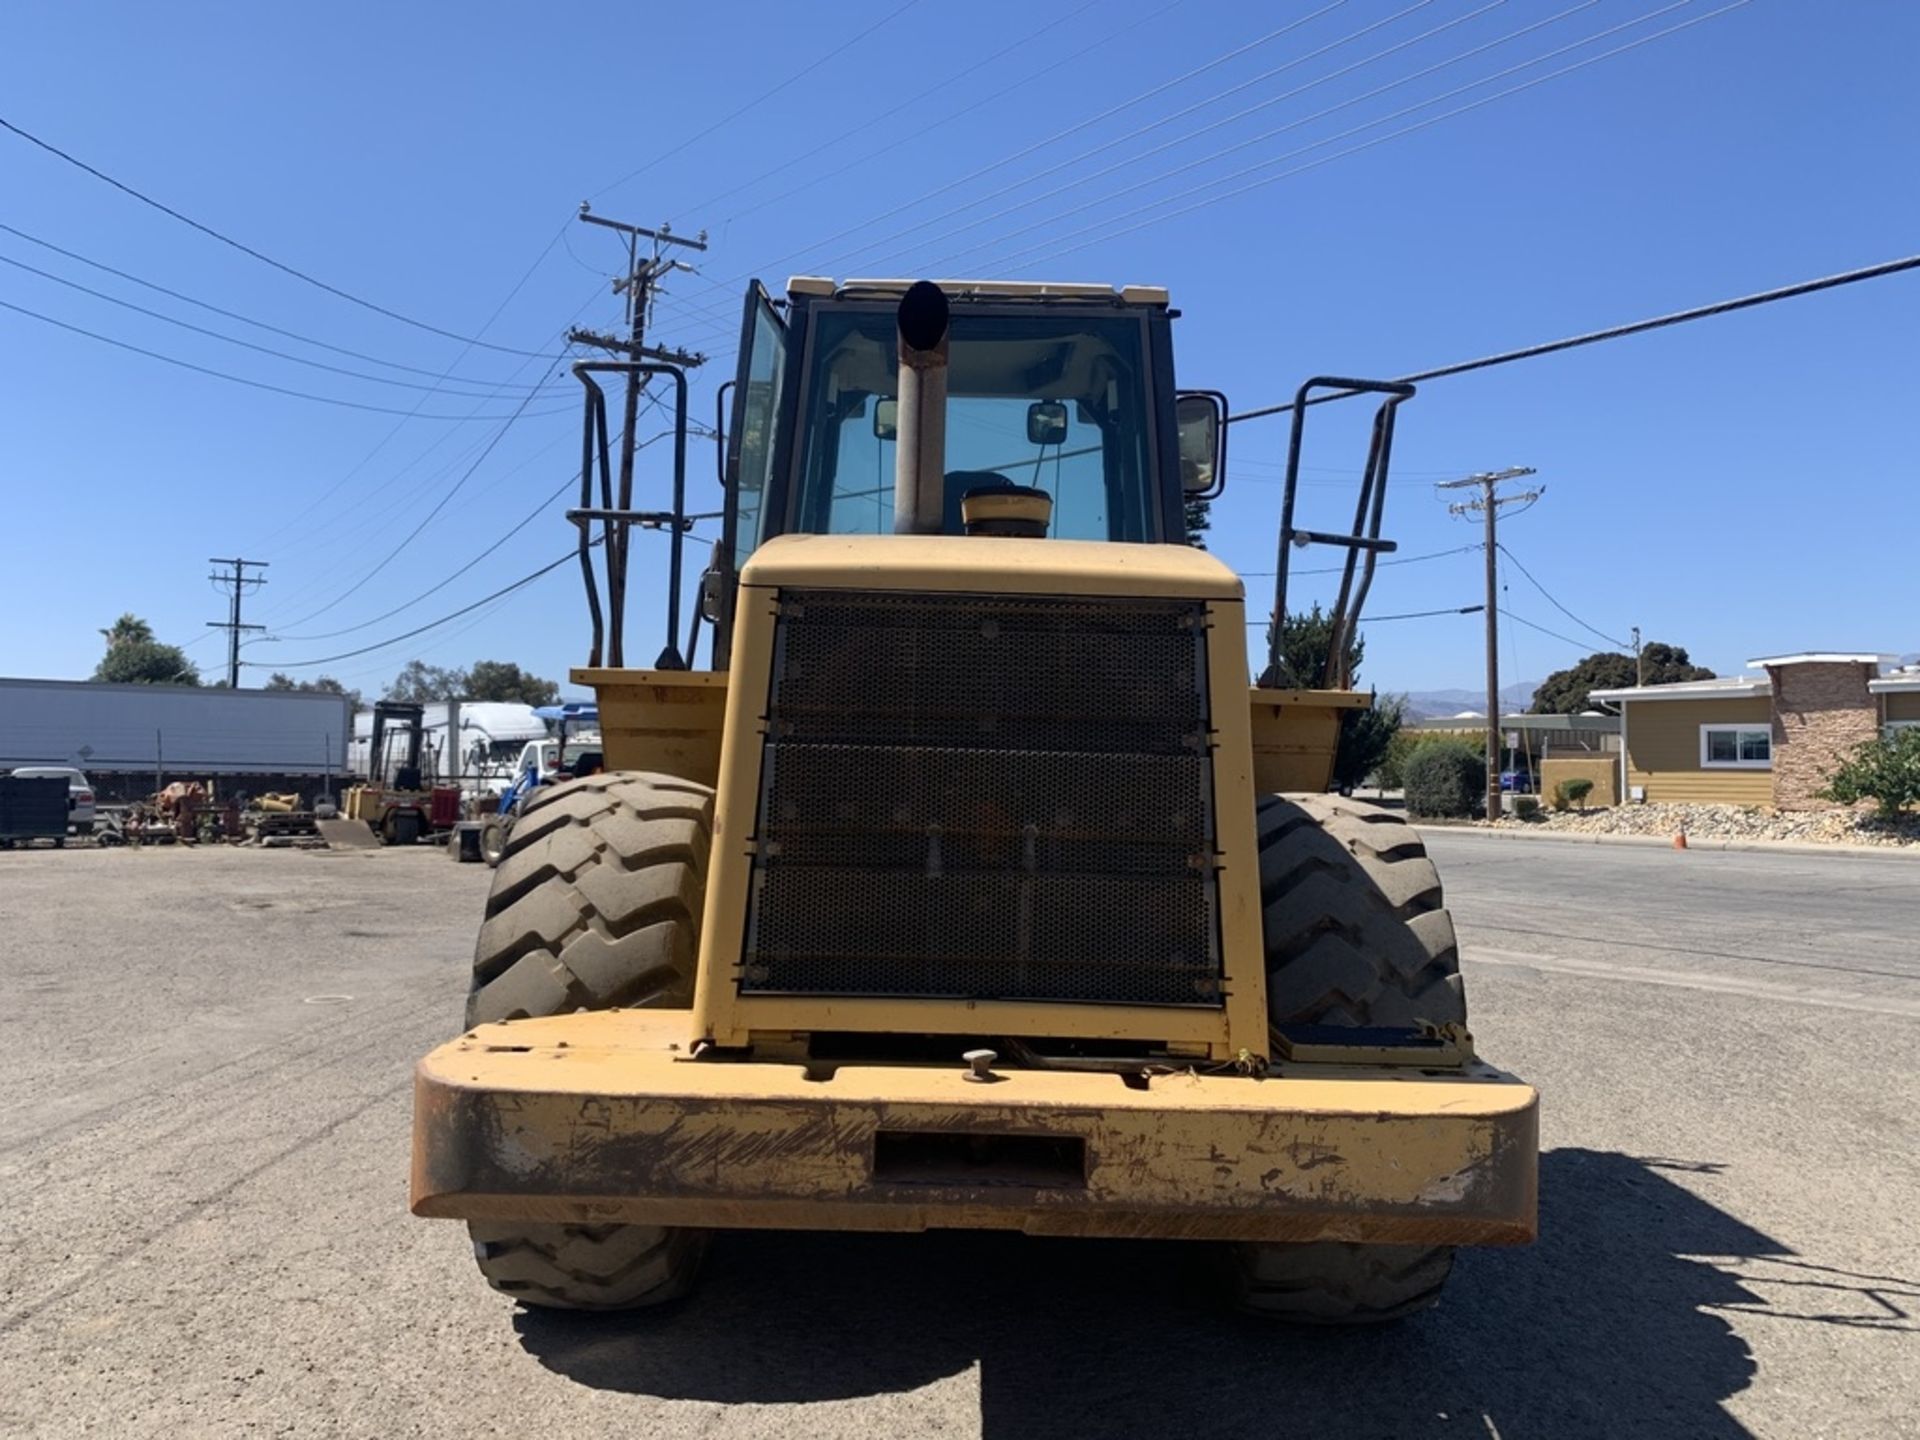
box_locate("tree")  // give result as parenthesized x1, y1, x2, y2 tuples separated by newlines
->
(264, 672, 364, 712)
(92, 612, 198, 685)
(382, 658, 560, 706)
(465, 660, 560, 706)
(1820, 728, 1920, 821)
(1183, 497, 1212, 549)
(1333, 692, 1406, 793)
(99, 613, 155, 650)
(385, 660, 468, 703)
(1270, 603, 1364, 690)
(1270, 605, 1399, 790)
(1530, 641, 1714, 714)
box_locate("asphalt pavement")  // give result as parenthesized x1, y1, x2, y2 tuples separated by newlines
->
(0, 836, 1914, 1439)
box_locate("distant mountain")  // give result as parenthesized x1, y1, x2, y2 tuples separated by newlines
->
(1400, 681, 1541, 720)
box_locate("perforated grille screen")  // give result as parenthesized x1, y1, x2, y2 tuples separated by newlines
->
(740, 589, 1222, 1007)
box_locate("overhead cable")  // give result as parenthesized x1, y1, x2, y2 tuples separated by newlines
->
(0, 114, 559, 358)
(1240, 542, 1482, 577)
(261, 546, 594, 669)
(0, 251, 568, 399)
(0, 296, 574, 420)
(661, 0, 1332, 334)
(590, 0, 927, 199)
(1231, 248, 1920, 425)
(1244, 602, 1482, 627)
(859, 0, 1515, 276)
(915, 0, 1608, 277)
(1496, 543, 1626, 649)
(984, 0, 1731, 275)
(265, 351, 576, 629)
(1499, 606, 1598, 652)
(683, 0, 1107, 218)
(0, 221, 547, 387)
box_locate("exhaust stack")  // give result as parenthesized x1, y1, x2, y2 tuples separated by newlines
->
(892, 280, 950, 535)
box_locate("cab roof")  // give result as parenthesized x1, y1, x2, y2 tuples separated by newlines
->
(786, 276, 1170, 307)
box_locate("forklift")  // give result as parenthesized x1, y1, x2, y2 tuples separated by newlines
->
(344, 701, 459, 845)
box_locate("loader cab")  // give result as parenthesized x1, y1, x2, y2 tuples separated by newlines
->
(716, 278, 1225, 656)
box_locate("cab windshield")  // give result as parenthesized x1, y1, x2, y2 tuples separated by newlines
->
(789, 307, 1159, 542)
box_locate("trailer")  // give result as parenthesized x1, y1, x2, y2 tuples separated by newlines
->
(0, 678, 352, 800)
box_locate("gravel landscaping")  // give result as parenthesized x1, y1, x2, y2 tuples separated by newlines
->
(1484, 801, 1920, 849)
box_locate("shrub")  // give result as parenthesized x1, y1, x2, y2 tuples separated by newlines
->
(1513, 795, 1542, 821)
(1820, 729, 1920, 820)
(1378, 729, 1487, 791)
(1404, 740, 1487, 819)
(1550, 778, 1596, 813)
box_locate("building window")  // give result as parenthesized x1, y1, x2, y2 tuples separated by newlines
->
(1700, 725, 1771, 769)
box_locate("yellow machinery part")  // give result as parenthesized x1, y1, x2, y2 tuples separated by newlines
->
(412, 1011, 1537, 1245)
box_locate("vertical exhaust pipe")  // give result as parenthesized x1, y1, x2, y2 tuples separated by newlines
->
(893, 280, 950, 535)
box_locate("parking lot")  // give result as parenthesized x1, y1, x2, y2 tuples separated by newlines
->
(1, 835, 1914, 1439)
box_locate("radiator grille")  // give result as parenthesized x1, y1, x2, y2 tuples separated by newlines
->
(740, 589, 1222, 1007)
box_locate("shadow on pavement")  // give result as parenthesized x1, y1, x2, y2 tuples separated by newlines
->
(514, 1148, 1884, 1438)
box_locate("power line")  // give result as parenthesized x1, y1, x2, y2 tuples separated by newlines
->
(683, 1, 1742, 366)
(981, 0, 1731, 276)
(1234, 247, 1920, 427)
(1496, 542, 1626, 649)
(0, 114, 557, 358)
(589, 0, 927, 200)
(674, 0, 1693, 347)
(266, 350, 576, 630)
(0, 250, 569, 399)
(268, 426, 691, 643)
(682, 0, 1107, 219)
(0, 220, 545, 387)
(1500, 605, 1599, 653)
(817, 0, 1381, 276)
(243, 277, 609, 564)
(1243, 602, 1482, 627)
(0, 296, 575, 420)
(660, 0, 1310, 336)
(261, 546, 594, 670)
(1241, 541, 1481, 577)
(918, 0, 1609, 277)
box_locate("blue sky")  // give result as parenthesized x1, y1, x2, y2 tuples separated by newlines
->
(3, 0, 1915, 698)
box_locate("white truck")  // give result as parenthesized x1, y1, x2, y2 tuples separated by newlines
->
(347, 702, 550, 797)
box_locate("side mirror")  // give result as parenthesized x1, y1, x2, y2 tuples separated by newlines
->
(1176, 391, 1228, 498)
(1026, 400, 1069, 446)
(872, 397, 898, 441)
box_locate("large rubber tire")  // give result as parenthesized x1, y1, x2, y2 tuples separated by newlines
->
(463, 770, 714, 1311)
(1234, 793, 1466, 1324)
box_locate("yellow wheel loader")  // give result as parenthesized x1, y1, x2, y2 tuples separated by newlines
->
(411, 277, 1537, 1321)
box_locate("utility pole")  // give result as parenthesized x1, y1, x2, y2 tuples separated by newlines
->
(206, 556, 268, 688)
(569, 204, 708, 522)
(1631, 624, 1644, 686)
(1437, 469, 1541, 819)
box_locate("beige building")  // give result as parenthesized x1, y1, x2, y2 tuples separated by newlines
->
(1593, 654, 1919, 809)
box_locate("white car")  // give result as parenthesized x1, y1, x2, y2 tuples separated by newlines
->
(9, 766, 96, 834)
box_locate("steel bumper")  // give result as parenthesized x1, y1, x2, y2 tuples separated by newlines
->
(412, 1012, 1537, 1245)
